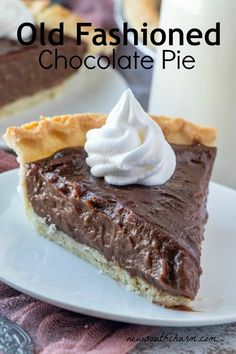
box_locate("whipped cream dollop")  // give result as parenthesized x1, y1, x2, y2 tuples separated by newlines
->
(85, 89, 176, 186)
(0, 0, 34, 41)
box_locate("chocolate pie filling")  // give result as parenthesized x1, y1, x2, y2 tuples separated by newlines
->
(25, 144, 216, 299)
(0, 31, 86, 109)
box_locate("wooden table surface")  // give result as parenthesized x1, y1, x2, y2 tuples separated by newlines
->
(117, 43, 236, 354)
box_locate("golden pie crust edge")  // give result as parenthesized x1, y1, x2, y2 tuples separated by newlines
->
(3, 113, 217, 164)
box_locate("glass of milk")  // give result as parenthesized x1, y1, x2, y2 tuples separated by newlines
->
(149, 0, 236, 189)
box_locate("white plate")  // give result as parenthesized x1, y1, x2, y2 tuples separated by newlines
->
(0, 65, 128, 146)
(0, 169, 236, 327)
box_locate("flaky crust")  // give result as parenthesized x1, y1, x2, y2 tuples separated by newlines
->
(3, 113, 217, 164)
(25, 1, 112, 55)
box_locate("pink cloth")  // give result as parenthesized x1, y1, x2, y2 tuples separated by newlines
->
(0, 150, 156, 353)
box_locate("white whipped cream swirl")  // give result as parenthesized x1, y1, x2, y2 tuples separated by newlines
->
(85, 89, 176, 186)
(0, 0, 34, 41)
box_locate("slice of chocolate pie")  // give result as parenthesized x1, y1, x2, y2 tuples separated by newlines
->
(0, 2, 83, 118)
(3, 91, 216, 307)
(0, 1, 111, 119)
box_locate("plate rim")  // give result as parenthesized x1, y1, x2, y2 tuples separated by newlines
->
(1, 272, 236, 327)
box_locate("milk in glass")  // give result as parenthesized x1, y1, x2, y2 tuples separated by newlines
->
(149, 0, 236, 188)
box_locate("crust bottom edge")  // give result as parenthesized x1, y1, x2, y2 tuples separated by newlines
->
(26, 205, 190, 308)
(0, 76, 75, 120)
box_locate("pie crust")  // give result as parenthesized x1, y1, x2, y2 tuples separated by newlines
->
(4, 113, 217, 164)
(3, 114, 216, 307)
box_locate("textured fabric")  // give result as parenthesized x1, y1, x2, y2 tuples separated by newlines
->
(0, 150, 156, 353)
